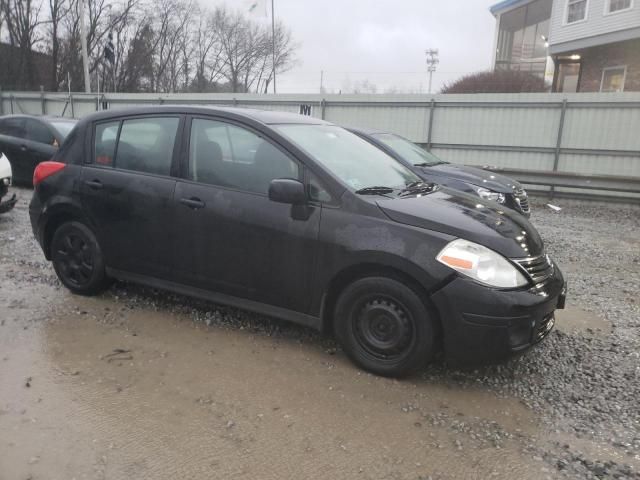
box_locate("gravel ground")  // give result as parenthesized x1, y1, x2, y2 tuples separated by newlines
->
(1, 188, 639, 479)
(424, 199, 640, 479)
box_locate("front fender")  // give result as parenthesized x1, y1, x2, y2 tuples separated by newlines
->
(310, 206, 456, 317)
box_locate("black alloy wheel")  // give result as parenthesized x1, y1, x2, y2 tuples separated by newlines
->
(51, 221, 110, 295)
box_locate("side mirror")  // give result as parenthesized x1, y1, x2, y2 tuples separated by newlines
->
(268, 178, 306, 205)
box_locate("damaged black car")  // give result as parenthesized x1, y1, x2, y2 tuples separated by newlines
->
(29, 107, 566, 376)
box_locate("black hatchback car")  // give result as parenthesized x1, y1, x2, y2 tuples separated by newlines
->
(0, 114, 77, 184)
(349, 128, 531, 217)
(30, 107, 565, 376)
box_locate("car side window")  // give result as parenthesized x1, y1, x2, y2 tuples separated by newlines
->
(25, 119, 55, 145)
(0, 118, 26, 138)
(94, 121, 120, 167)
(115, 117, 180, 176)
(188, 118, 299, 195)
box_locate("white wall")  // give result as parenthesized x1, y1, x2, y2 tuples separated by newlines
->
(549, 0, 640, 47)
(1, 91, 639, 179)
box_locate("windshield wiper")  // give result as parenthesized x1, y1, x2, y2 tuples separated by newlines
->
(354, 186, 395, 196)
(414, 161, 448, 167)
(398, 181, 438, 197)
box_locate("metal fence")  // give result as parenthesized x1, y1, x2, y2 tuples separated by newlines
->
(1, 89, 639, 201)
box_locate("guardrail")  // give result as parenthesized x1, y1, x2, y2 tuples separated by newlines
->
(481, 167, 640, 202)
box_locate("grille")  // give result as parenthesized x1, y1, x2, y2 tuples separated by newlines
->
(535, 313, 555, 342)
(515, 254, 554, 286)
(514, 188, 530, 214)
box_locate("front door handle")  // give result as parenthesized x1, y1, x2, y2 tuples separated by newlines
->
(180, 197, 205, 209)
(85, 179, 103, 190)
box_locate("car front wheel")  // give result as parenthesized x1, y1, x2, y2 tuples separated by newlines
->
(51, 221, 110, 295)
(333, 276, 436, 377)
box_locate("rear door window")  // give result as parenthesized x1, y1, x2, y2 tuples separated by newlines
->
(94, 121, 120, 167)
(0, 118, 26, 138)
(24, 119, 55, 145)
(116, 117, 180, 176)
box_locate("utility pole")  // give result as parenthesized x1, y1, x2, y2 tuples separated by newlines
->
(320, 70, 324, 93)
(271, 0, 276, 94)
(425, 48, 439, 94)
(79, 0, 91, 93)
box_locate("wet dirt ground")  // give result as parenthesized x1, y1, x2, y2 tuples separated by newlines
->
(1, 187, 639, 480)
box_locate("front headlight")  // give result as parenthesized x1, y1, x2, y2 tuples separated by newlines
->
(436, 239, 528, 288)
(475, 186, 505, 204)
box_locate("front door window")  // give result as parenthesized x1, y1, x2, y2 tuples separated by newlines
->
(188, 118, 299, 194)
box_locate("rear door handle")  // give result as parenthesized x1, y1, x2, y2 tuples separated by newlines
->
(85, 179, 103, 190)
(180, 197, 205, 209)
(20, 145, 28, 152)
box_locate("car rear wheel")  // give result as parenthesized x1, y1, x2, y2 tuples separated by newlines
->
(51, 221, 110, 295)
(333, 276, 436, 377)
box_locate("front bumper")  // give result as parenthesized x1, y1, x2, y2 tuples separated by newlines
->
(0, 182, 16, 214)
(431, 266, 565, 365)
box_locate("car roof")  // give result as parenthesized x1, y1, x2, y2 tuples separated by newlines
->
(81, 106, 331, 126)
(346, 126, 390, 136)
(0, 114, 77, 123)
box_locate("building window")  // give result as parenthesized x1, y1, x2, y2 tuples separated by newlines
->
(600, 66, 627, 92)
(495, 0, 552, 77)
(566, 0, 588, 23)
(606, 0, 632, 13)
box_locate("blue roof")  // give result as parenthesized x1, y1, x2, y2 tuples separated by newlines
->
(489, 0, 528, 15)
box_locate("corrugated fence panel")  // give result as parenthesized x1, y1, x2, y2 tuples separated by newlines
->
(325, 104, 429, 142)
(430, 147, 555, 172)
(431, 105, 561, 148)
(562, 106, 640, 151)
(1, 91, 640, 197)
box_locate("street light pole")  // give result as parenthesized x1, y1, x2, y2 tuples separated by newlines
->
(425, 48, 439, 94)
(271, 0, 276, 94)
(79, 0, 91, 93)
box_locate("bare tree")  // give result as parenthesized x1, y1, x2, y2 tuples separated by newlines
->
(259, 20, 297, 93)
(3, 0, 299, 94)
(2, 0, 45, 88)
(190, 7, 224, 92)
(113, 11, 153, 91)
(47, 0, 71, 90)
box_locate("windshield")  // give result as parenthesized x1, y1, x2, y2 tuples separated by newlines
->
(274, 125, 420, 191)
(50, 121, 76, 139)
(373, 133, 448, 167)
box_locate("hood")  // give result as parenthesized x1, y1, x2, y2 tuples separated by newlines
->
(419, 163, 521, 193)
(375, 188, 542, 258)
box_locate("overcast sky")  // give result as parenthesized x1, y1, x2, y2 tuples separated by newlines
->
(206, 0, 499, 93)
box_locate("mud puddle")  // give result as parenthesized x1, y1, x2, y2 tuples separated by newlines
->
(0, 280, 549, 480)
(555, 306, 612, 338)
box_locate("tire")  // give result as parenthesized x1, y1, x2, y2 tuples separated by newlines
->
(51, 221, 110, 296)
(333, 276, 436, 377)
